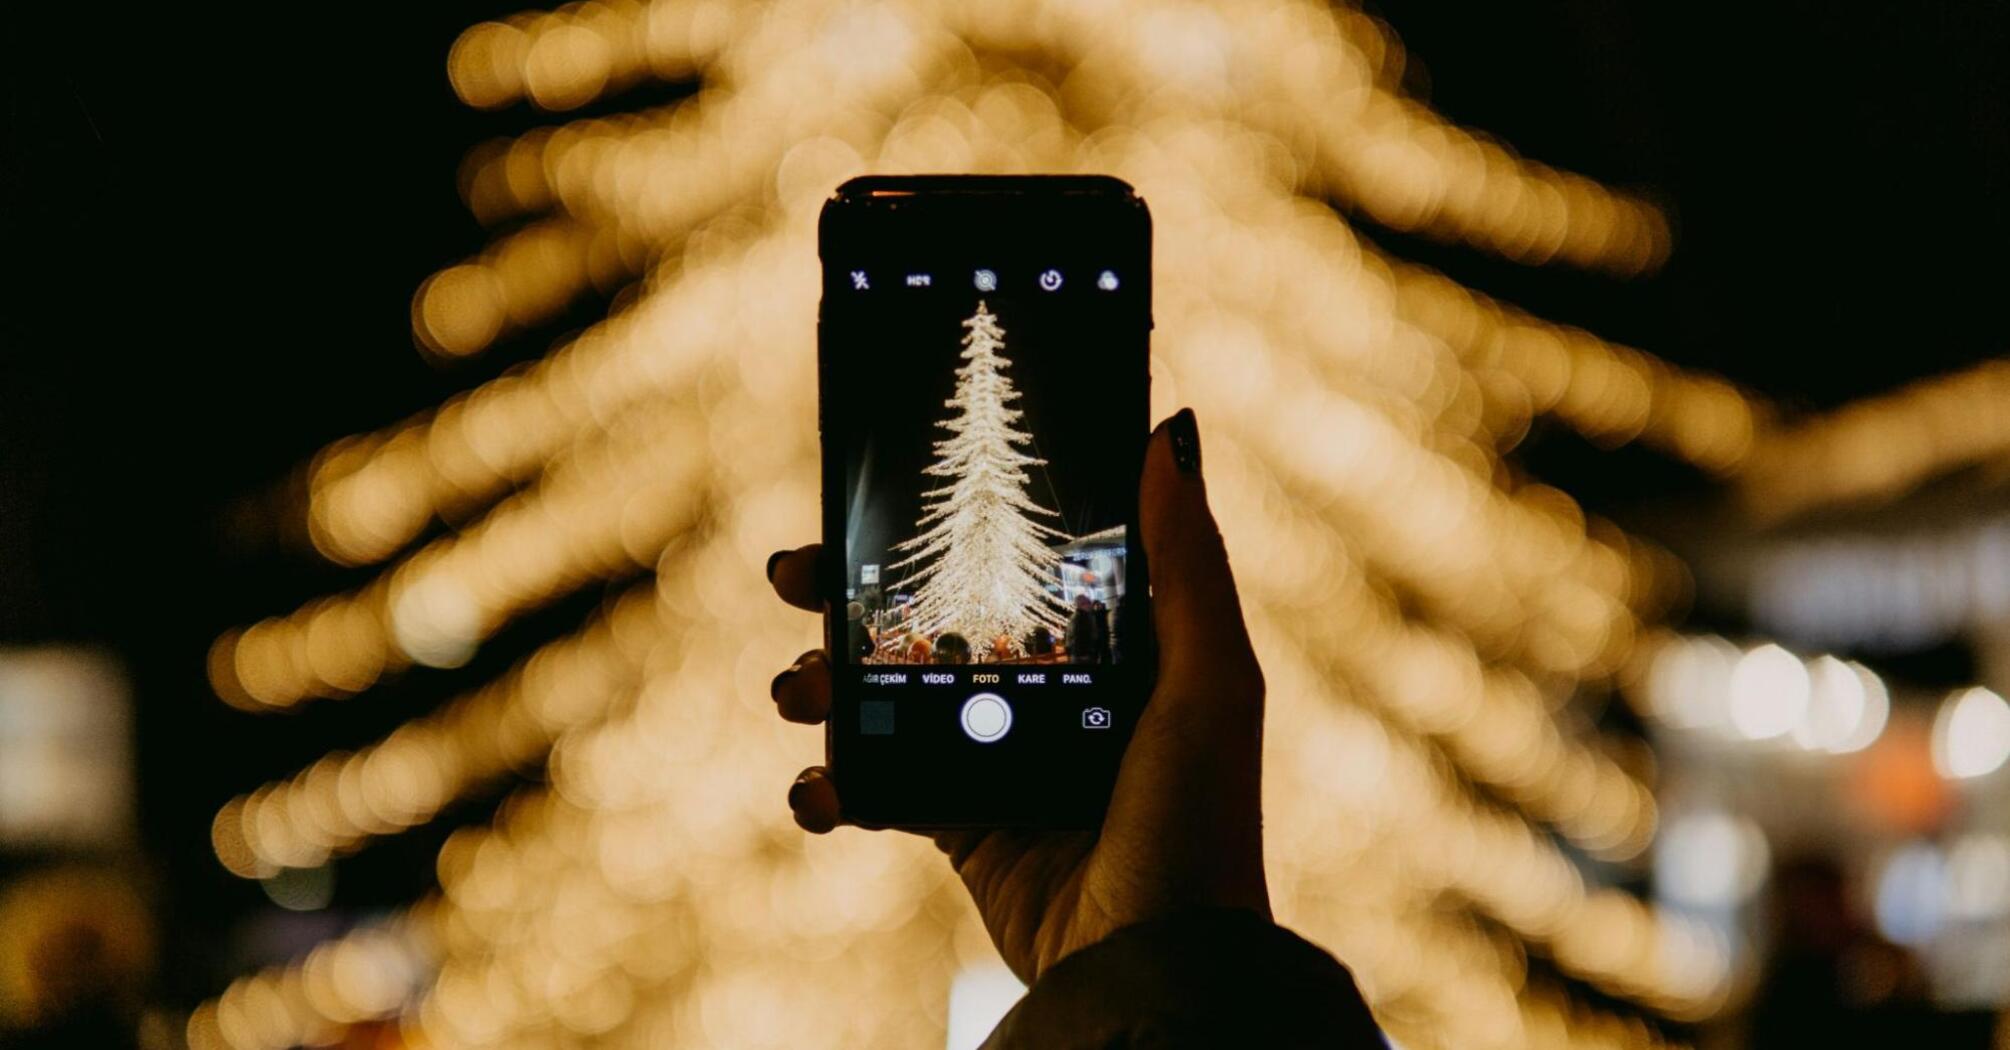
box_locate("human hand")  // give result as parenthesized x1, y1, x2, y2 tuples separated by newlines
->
(765, 408, 1269, 983)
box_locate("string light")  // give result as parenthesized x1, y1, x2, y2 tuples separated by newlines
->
(1212, 439, 1656, 859)
(1739, 359, 2010, 522)
(448, 0, 738, 113)
(211, 586, 661, 876)
(185, 909, 436, 1050)
(304, 216, 799, 566)
(216, 410, 709, 707)
(411, 218, 638, 359)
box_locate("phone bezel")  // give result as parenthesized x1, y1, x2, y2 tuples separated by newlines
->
(816, 174, 1155, 829)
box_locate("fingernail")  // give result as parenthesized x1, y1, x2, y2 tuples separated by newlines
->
(787, 772, 813, 809)
(769, 662, 801, 700)
(1169, 408, 1201, 475)
(765, 549, 787, 582)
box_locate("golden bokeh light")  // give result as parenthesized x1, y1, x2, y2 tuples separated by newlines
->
(1737, 358, 2010, 523)
(193, 1, 1982, 1047)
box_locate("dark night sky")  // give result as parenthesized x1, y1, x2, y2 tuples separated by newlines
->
(2, 0, 2005, 1004)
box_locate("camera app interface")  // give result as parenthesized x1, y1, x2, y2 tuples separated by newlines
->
(826, 238, 1144, 747)
(836, 264, 1134, 666)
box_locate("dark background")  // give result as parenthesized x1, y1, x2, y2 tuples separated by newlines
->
(3, 0, 2005, 1011)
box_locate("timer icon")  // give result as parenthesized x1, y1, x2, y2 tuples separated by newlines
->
(1038, 269, 1063, 291)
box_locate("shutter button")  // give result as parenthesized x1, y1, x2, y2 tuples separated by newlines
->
(960, 693, 1012, 743)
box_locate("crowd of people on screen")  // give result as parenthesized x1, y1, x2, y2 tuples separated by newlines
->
(847, 593, 1120, 665)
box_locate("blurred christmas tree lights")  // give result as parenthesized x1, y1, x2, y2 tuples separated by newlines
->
(187, 2, 2010, 1048)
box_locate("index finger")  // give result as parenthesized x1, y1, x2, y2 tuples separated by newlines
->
(765, 544, 823, 612)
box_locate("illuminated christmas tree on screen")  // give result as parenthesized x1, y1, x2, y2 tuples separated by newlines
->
(890, 301, 1071, 652)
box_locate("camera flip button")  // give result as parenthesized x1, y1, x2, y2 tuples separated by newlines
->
(960, 693, 1013, 744)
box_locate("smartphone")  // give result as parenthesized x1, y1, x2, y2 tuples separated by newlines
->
(817, 175, 1155, 828)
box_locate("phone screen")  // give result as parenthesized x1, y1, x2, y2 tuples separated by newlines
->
(819, 177, 1152, 827)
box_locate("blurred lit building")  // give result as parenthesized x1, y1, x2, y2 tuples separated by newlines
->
(0, 648, 153, 1042)
(1054, 526, 1127, 607)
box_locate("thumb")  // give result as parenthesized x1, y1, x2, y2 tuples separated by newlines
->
(1098, 407, 1269, 918)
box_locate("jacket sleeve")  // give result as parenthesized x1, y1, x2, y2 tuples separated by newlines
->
(979, 908, 1387, 1049)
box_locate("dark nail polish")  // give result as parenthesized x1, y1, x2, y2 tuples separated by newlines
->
(1169, 408, 1201, 475)
(766, 549, 787, 582)
(769, 663, 799, 700)
(787, 774, 811, 809)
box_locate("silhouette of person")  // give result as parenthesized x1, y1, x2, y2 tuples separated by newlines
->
(1066, 594, 1098, 662)
(846, 600, 872, 661)
(932, 632, 971, 664)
